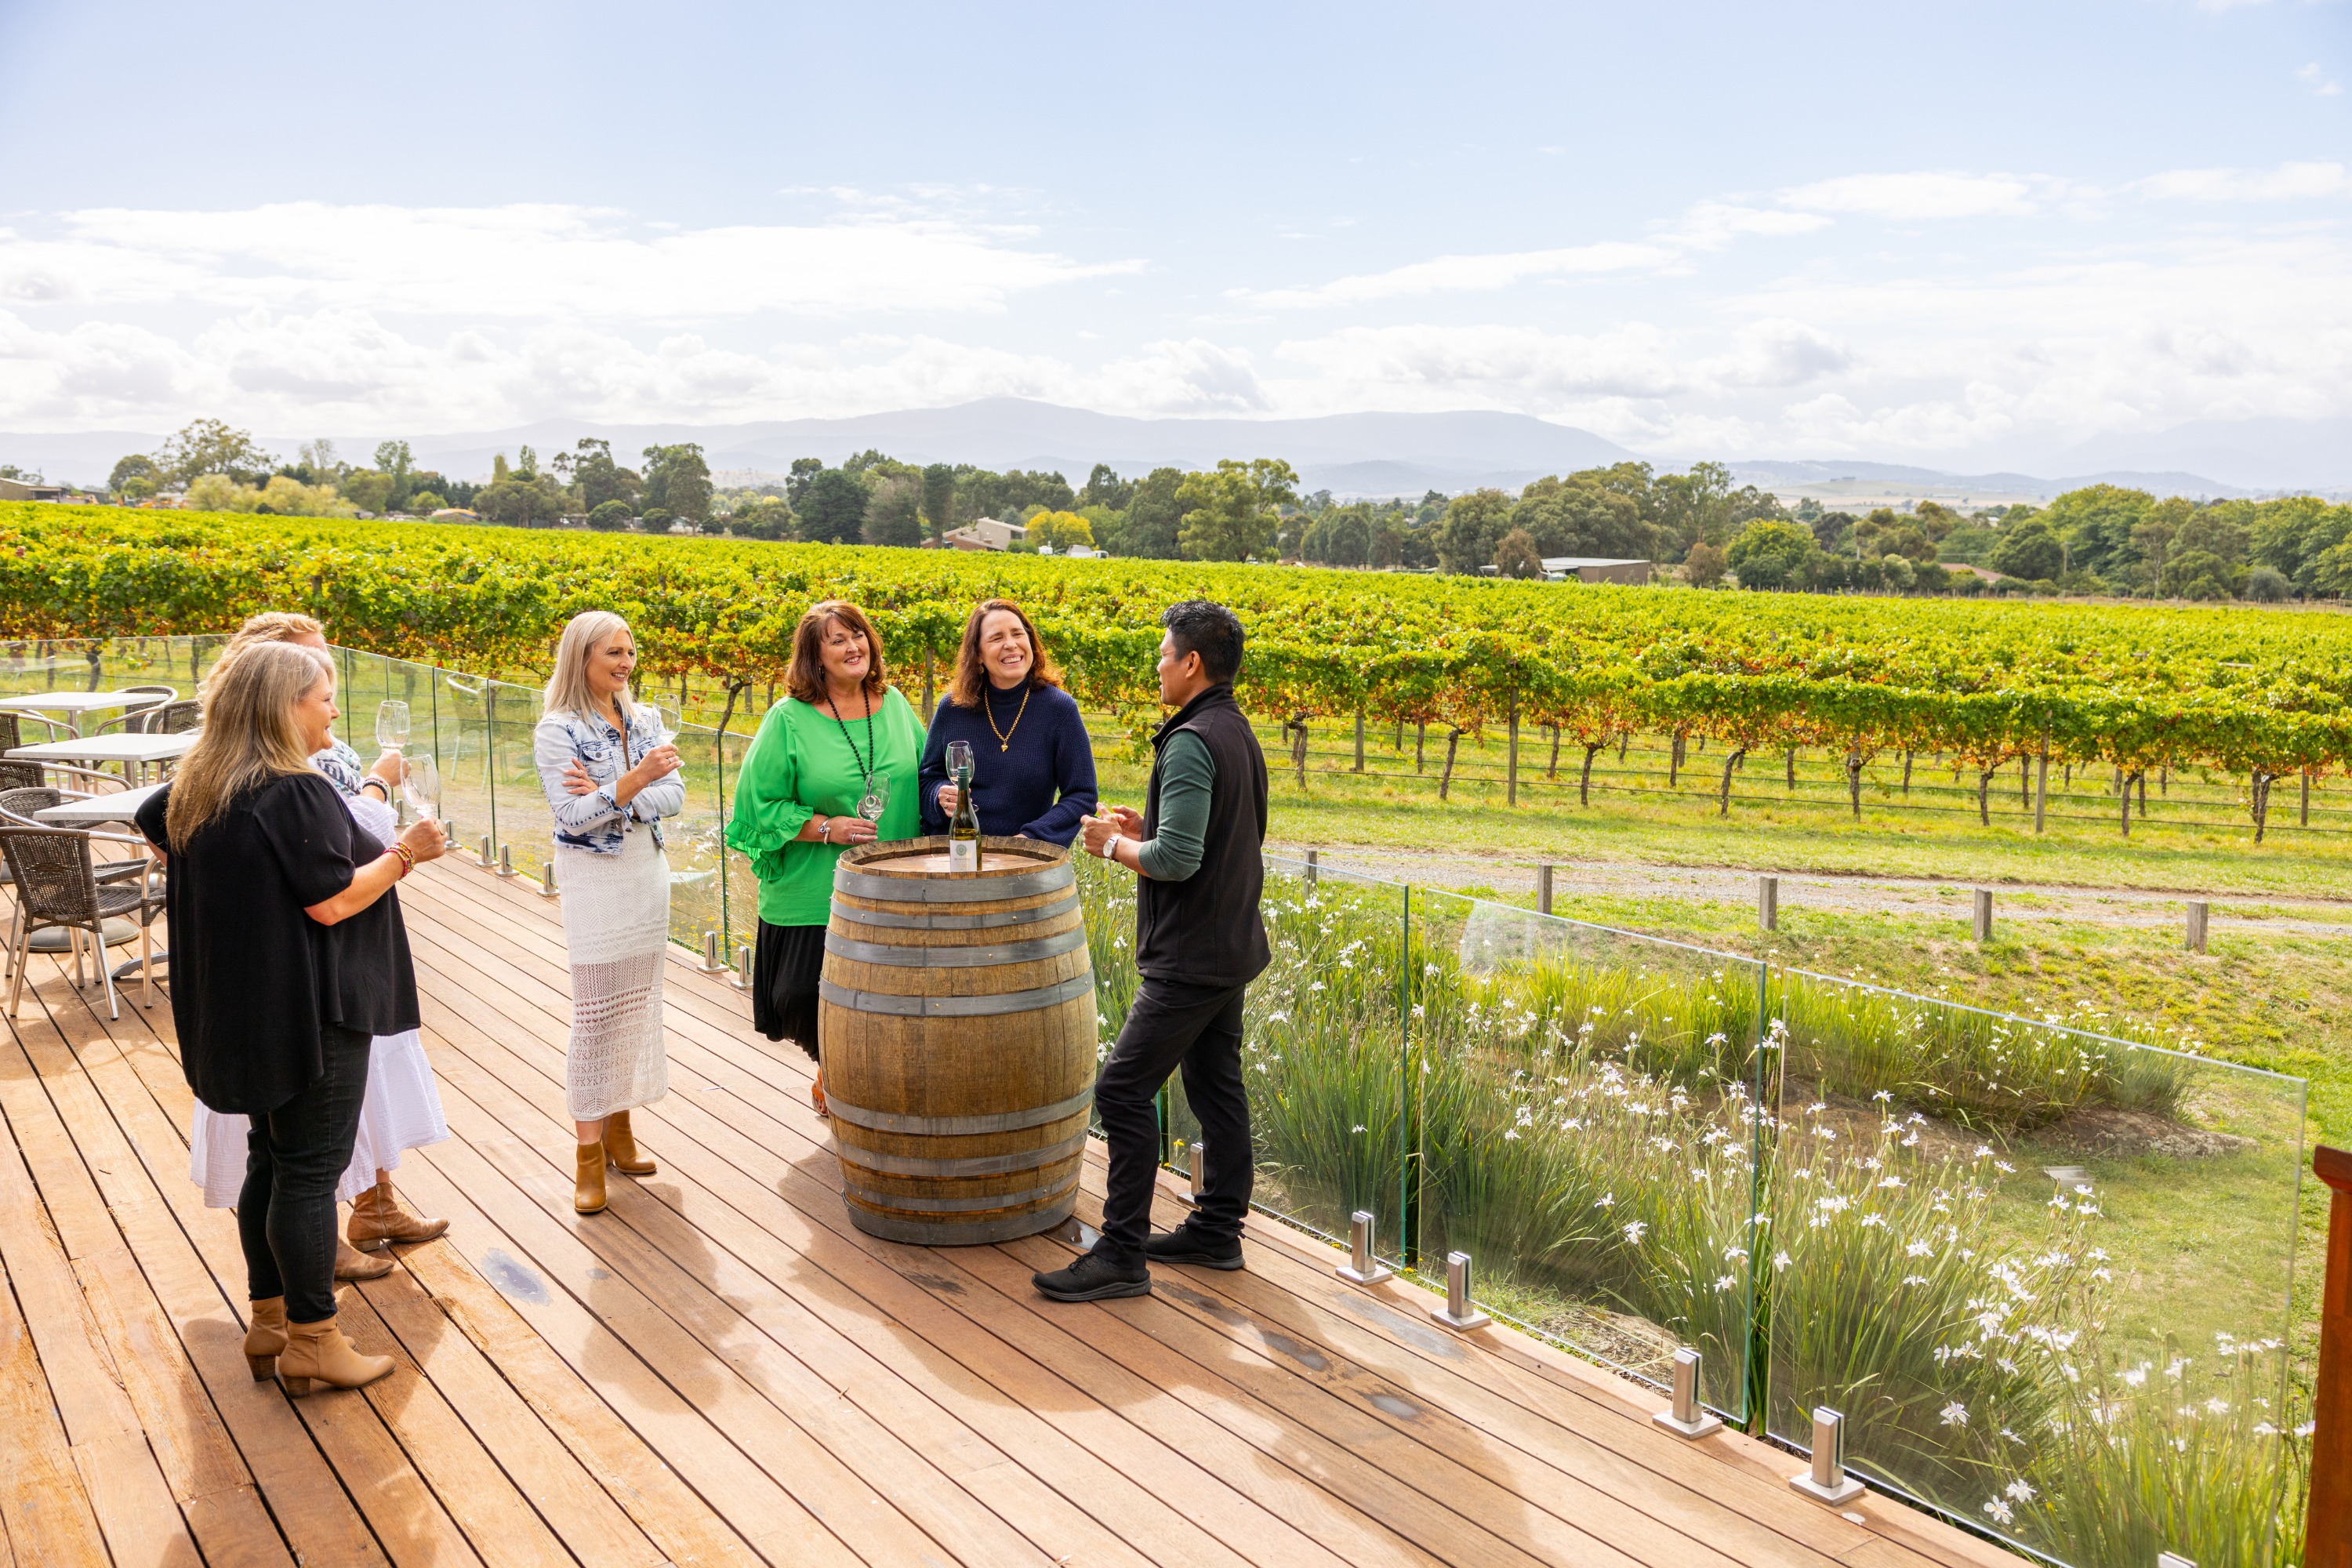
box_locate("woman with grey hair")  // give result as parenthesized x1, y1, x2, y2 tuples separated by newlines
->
(534, 610, 683, 1216)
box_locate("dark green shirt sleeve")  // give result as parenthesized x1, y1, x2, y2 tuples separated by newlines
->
(1136, 729, 1214, 881)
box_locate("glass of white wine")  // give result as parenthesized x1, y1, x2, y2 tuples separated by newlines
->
(376, 699, 411, 752)
(858, 769, 891, 823)
(401, 753, 441, 822)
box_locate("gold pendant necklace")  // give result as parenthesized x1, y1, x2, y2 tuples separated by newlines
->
(985, 682, 1030, 752)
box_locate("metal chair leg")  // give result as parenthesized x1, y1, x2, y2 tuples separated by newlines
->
(96, 924, 120, 1020)
(140, 922, 152, 1008)
(5, 928, 25, 1018)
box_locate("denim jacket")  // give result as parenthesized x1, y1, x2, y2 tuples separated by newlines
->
(533, 704, 684, 853)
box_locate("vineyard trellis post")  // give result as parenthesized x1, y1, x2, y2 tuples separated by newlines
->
(1506, 695, 1519, 808)
(2034, 737, 2049, 833)
(1354, 708, 1365, 774)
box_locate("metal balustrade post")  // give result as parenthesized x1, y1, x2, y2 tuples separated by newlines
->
(539, 855, 560, 898)
(732, 944, 753, 990)
(1337, 1210, 1392, 1284)
(1788, 1407, 1865, 1504)
(477, 834, 495, 869)
(496, 843, 517, 878)
(1653, 1348, 1722, 1438)
(1428, 1250, 1490, 1330)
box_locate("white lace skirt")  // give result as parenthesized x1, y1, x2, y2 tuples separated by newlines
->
(191, 1029, 451, 1207)
(557, 831, 671, 1122)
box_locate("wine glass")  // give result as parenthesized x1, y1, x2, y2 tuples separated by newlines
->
(376, 699, 411, 752)
(643, 703, 679, 746)
(946, 739, 974, 783)
(858, 770, 891, 823)
(401, 753, 441, 822)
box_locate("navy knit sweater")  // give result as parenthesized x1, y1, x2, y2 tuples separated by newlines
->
(916, 681, 1099, 846)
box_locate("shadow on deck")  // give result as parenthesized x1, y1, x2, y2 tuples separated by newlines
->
(0, 858, 2016, 1568)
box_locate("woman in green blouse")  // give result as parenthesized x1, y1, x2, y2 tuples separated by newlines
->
(725, 601, 922, 1116)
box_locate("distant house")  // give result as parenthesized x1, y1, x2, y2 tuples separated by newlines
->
(0, 477, 67, 503)
(943, 516, 1025, 551)
(1541, 556, 1651, 585)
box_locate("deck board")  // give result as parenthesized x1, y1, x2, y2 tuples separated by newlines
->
(0, 855, 2019, 1568)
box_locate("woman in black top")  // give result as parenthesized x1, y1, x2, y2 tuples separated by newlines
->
(918, 598, 1098, 845)
(136, 641, 446, 1396)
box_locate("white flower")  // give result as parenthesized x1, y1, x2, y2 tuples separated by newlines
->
(1410, 1004, 1426, 1018)
(1503, 1128, 1521, 1142)
(2003, 1479, 2037, 1503)
(1860, 1214, 1888, 1229)
(2205, 1397, 2230, 1416)
(1982, 1498, 2014, 1526)
(1975, 1145, 1994, 1159)
(1622, 1221, 1648, 1243)
(1712, 1273, 1737, 1291)
(1906, 1240, 1933, 1258)
(1773, 1250, 1791, 1271)
(1940, 1402, 1969, 1427)
(2121, 1367, 2148, 1388)
(1308, 981, 1327, 993)
(1594, 1192, 1615, 1209)
(1994, 1160, 2016, 1174)
(1878, 1175, 1907, 1189)
(1351, 1124, 1367, 1134)
(1902, 1274, 1929, 1286)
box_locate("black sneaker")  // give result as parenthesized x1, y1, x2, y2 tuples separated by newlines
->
(1032, 1249, 1151, 1301)
(1144, 1225, 1244, 1271)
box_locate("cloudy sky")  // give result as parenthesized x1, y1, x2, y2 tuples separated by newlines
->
(1, 0, 2345, 469)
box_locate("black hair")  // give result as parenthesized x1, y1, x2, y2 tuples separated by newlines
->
(1161, 599, 1245, 684)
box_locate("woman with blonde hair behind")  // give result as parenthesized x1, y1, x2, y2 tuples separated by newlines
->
(136, 642, 445, 1394)
(535, 611, 682, 1214)
(187, 612, 453, 1283)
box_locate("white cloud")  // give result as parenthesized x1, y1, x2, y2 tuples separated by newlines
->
(1230, 241, 1679, 310)
(1778, 172, 2046, 220)
(2297, 63, 2343, 97)
(0, 202, 1137, 321)
(2134, 160, 2351, 200)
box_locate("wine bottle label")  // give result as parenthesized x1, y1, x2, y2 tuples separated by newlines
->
(947, 837, 979, 873)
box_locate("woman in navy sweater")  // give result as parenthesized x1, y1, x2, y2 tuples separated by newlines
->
(919, 598, 1098, 846)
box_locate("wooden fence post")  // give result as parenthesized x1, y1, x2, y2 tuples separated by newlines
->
(1507, 699, 1519, 808)
(1354, 709, 1366, 773)
(2308, 1144, 2352, 1568)
(1758, 875, 1778, 931)
(2034, 738, 2049, 834)
(1972, 889, 1993, 943)
(2186, 901, 2208, 953)
(1535, 864, 1553, 915)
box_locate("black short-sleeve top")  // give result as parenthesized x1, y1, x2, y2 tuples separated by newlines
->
(136, 772, 420, 1115)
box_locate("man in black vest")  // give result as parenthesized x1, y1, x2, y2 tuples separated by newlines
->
(1035, 600, 1269, 1302)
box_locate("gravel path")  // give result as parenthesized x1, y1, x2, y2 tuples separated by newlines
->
(1267, 841, 2352, 936)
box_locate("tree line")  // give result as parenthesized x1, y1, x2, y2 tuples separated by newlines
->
(74, 419, 2352, 600)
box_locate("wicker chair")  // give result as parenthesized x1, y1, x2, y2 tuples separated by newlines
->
(0, 825, 161, 1019)
(147, 699, 202, 735)
(0, 786, 147, 982)
(93, 685, 180, 736)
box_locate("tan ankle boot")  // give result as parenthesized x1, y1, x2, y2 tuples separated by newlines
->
(603, 1110, 655, 1176)
(245, 1296, 288, 1381)
(278, 1314, 394, 1396)
(575, 1142, 608, 1214)
(348, 1181, 449, 1250)
(334, 1237, 394, 1281)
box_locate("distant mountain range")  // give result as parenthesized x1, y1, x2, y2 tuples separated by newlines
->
(2, 398, 2343, 503)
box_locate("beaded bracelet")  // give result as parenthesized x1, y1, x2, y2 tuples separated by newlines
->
(390, 844, 417, 878)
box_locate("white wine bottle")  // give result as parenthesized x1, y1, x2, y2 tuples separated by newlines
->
(947, 753, 981, 873)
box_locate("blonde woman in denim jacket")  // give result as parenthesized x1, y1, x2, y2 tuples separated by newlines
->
(533, 611, 683, 1215)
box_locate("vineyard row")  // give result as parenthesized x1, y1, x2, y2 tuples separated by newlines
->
(5, 504, 2346, 840)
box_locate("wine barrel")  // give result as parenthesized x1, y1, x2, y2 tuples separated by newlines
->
(821, 836, 1097, 1245)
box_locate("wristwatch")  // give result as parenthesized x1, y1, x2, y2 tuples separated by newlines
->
(813, 815, 832, 843)
(1096, 833, 1121, 860)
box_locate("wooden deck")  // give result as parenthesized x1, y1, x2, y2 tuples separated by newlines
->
(0, 855, 2020, 1568)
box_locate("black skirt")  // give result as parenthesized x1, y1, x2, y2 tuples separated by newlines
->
(752, 920, 827, 1062)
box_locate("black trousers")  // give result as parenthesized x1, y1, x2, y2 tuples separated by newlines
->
(1093, 975, 1252, 1265)
(238, 1023, 372, 1323)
